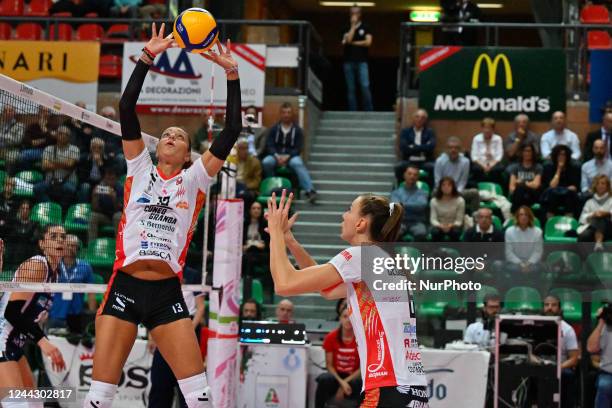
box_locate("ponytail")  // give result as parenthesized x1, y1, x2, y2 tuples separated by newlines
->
(359, 194, 404, 242)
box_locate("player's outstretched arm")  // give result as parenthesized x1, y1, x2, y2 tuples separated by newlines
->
(201, 39, 243, 176)
(119, 23, 175, 160)
(267, 190, 343, 296)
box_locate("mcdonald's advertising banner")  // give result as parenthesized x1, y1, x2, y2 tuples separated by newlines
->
(0, 41, 100, 110)
(122, 42, 266, 115)
(418, 47, 566, 121)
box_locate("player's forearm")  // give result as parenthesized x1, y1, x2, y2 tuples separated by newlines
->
(208, 77, 242, 161)
(285, 234, 317, 269)
(119, 59, 150, 141)
(269, 228, 298, 295)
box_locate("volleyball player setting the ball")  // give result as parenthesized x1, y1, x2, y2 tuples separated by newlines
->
(267, 191, 429, 408)
(83, 24, 241, 408)
(0, 225, 67, 406)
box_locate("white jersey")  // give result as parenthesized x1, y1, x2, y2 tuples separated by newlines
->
(115, 148, 212, 274)
(329, 246, 427, 392)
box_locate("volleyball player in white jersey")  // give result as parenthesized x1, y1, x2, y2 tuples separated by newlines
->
(267, 191, 429, 408)
(83, 24, 241, 408)
(0, 225, 66, 407)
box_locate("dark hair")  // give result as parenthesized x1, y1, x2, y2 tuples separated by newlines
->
(36, 223, 65, 253)
(245, 105, 257, 112)
(435, 176, 459, 199)
(405, 164, 420, 174)
(335, 298, 347, 318)
(240, 298, 262, 320)
(544, 294, 562, 308)
(483, 293, 501, 306)
(358, 194, 404, 242)
(550, 144, 572, 166)
(336, 302, 350, 343)
(520, 143, 536, 161)
(513, 205, 535, 228)
(280, 102, 293, 110)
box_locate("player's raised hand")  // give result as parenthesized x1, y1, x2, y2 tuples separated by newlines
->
(267, 190, 294, 234)
(201, 39, 238, 72)
(145, 22, 177, 56)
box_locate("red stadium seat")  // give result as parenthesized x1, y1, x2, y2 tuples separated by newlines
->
(15, 23, 43, 40)
(105, 24, 130, 41)
(49, 23, 72, 41)
(84, 12, 98, 17)
(580, 5, 610, 24)
(588, 30, 612, 50)
(0, 22, 11, 39)
(76, 24, 103, 41)
(146, 0, 166, 4)
(99, 55, 122, 79)
(0, 0, 23, 16)
(26, 0, 51, 16)
(50, 11, 71, 16)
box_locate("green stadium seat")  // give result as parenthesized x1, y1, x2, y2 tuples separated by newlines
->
(419, 169, 429, 180)
(0, 170, 5, 192)
(549, 288, 582, 322)
(587, 252, 612, 283)
(592, 289, 612, 320)
(396, 246, 422, 274)
(86, 238, 116, 269)
(31, 202, 62, 226)
(492, 215, 502, 230)
(251, 278, 264, 305)
(64, 203, 91, 232)
(546, 251, 582, 282)
(504, 286, 542, 312)
(256, 177, 292, 205)
(478, 182, 503, 196)
(544, 216, 578, 243)
(16, 170, 43, 184)
(416, 290, 463, 319)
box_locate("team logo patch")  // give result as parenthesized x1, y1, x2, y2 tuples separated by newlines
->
(176, 201, 189, 209)
(341, 250, 352, 261)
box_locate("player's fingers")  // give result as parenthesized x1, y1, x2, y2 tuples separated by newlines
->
(151, 22, 157, 37)
(278, 189, 286, 209)
(201, 53, 214, 62)
(288, 212, 298, 226)
(159, 22, 165, 38)
(226, 39, 232, 55)
(284, 192, 294, 213)
(216, 39, 224, 55)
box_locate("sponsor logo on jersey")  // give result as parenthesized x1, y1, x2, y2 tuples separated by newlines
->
(176, 200, 189, 209)
(145, 232, 172, 243)
(405, 351, 421, 361)
(136, 195, 151, 204)
(175, 185, 186, 198)
(141, 241, 148, 249)
(404, 322, 417, 334)
(367, 330, 387, 376)
(79, 352, 94, 361)
(112, 296, 126, 312)
(407, 400, 428, 408)
(176, 176, 183, 185)
(139, 219, 176, 233)
(341, 250, 352, 262)
(139, 249, 172, 261)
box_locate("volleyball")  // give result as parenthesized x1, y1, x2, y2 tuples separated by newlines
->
(173, 8, 219, 53)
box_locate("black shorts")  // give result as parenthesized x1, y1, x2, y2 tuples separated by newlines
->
(0, 344, 24, 363)
(98, 271, 189, 330)
(361, 386, 429, 408)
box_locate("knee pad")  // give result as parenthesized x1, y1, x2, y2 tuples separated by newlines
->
(178, 372, 211, 408)
(83, 380, 117, 408)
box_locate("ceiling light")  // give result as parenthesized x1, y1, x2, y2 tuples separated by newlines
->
(477, 3, 504, 8)
(410, 10, 441, 22)
(319, 1, 376, 6)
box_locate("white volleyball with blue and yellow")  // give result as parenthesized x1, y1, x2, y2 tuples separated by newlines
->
(173, 8, 219, 53)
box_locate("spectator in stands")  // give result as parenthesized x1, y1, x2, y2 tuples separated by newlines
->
(34, 125, 80, 209)
(4, 200, 36, 269)
(463, 208, 503, 242)
(316, 304, 361, 408)
(587, 303, 612, 408)
(585, 112, 612, 161)
(441, 0, 481, 45)
(88, 165, 123, 243)
(49, 0, 83, 16)
(430, 177, 465, 242)
(540, 111, 581, 161)
(582, 139, 612, 199)
(274, 299, 295, 323)
(390, 165, 429, 241)
(434, 136, 470, 193)
(139, 0, 166, 19)
(471, 117, 504, 185)
(96, 106, 124, 168)
(504, 113, 540, 163)
(541, 144, 581, 217)
(504, 206, 543, 276)
(110, 0, 140, 18)
(0, 105, 24, 172)
(49, 235, 97, 333)
(240, 299, 262, 322)
(464, 293, 501, 347)
(66, 101, 94, 154)
(543, 294, 579, 408)
(578, 174, 612, 251)
(230, 138, 262, 206)
(394, 109, 436, 182)
(341, 6, 373, 111)
(19, 106, 58, 170)
(242, 201, 269, 283)
(262, 103, 317, 203)
(243, 105, 267, 158)
(508, 143, 543, 212)
(77, 137, 110, 202)
(0, 177, 17, 238)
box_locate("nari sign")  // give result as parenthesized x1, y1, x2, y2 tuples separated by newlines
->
(418, 47, 566, 120)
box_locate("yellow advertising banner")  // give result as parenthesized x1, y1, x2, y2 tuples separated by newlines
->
(0, 41, 100, 82)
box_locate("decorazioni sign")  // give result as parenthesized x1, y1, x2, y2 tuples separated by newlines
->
(418, 47, 566, 120)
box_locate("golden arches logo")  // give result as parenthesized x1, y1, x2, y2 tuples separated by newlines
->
(471, 53, 513, 90)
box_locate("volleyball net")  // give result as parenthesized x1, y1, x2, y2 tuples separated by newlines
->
(0, 73, 210, 294)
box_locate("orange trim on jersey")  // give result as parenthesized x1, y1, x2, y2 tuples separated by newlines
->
(353, 281, 398, 391)
(156, 166, 182, 181)
(361, 388, 381, 408)
(97, 269, 118, 316)
(178, 190, 206, 268)
(112, 176, 133, 273)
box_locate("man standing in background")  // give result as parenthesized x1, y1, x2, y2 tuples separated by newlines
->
(341, 6, 373, 111)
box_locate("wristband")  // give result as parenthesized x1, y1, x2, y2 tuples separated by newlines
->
(225, 66, 239, 75)
(142, 47, 156, 60)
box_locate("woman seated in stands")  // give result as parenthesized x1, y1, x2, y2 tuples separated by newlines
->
(316, 304, 361, 408)
(242, 201, 270, 284)
(504, 206, 544, 278)
(578, 174, 612, 251)
(430, 176, 465, 242)
(508, 143, 542, 213)
(541, 144, 580, 218)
